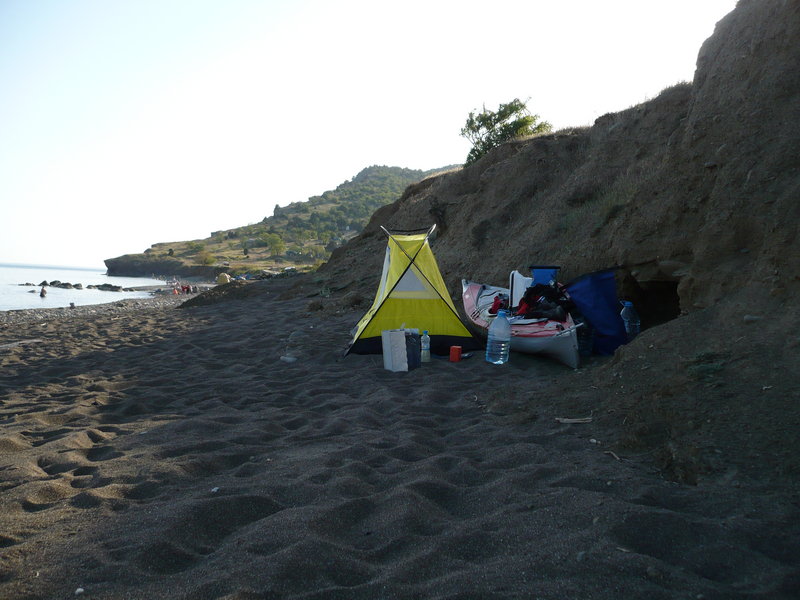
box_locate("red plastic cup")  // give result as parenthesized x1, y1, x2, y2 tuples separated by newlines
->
(449, 346, 462, 362)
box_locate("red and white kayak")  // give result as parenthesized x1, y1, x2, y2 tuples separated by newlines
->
(462, 279, 580, 368)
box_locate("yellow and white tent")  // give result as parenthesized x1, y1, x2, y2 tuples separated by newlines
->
(346, 226, 480, 355)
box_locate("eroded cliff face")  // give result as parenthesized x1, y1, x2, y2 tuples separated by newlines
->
(324, 0, 799, 321)
(667, 0, 800, 310)
(320, 0, 800, 483)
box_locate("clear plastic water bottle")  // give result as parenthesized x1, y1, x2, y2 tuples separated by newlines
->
(421, 330, 431, 363)
(485, 309, 511, 364)
(620, 301, 640, 342)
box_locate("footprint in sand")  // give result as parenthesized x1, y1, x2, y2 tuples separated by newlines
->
(21, 481, 74, 512)
(0, 434, 32, 453)
(132, 495, 283, 574)
(0, 534, 21, 548)
(26, 427, 72, 447)
(85, 445, 123, 462)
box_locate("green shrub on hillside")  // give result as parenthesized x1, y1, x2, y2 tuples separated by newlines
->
(196, 251, 216, 266)
(461, 99, 551, 165)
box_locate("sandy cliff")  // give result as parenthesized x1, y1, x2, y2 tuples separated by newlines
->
(320, 0, 800, 485)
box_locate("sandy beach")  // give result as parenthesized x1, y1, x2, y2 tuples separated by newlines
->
(1, 278, 797, 599)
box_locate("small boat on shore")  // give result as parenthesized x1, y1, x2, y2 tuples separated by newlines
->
(462, 277, 580, 368)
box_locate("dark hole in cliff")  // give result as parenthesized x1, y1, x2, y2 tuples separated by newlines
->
(626, 280, 681, 330)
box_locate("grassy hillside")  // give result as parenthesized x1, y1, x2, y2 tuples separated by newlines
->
(111, 165, 453, 276)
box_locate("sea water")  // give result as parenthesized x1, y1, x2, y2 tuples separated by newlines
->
(0, 263, 168, 312)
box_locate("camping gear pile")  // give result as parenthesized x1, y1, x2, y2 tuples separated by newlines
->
(462, 268, 582, 369)
(347, 225, 630, 369)
(463, 267, 631, 367)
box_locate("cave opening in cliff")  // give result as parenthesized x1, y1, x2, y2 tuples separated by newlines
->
(631, 280, 681, 330)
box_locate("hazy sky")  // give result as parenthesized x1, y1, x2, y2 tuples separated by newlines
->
(1, 0, 738, 268)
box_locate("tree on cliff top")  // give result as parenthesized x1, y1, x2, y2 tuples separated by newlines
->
(460, 98, 551, 166)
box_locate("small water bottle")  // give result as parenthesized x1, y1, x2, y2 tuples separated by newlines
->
(485, 309, 511, 364)
(620, 301, 640, 342)
(421, 330, 431, 363)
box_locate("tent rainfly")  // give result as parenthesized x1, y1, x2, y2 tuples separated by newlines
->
(346, 226, 481, 356)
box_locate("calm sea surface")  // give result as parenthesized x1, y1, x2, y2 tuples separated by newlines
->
(0, 263, 168, 311)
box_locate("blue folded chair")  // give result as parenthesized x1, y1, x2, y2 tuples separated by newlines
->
(529, 265, 561, 286)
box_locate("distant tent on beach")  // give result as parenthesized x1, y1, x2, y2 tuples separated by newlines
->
(346, 225, 480, 356)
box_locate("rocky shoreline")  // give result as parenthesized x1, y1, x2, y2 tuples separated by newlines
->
(20, 280, 135, 292)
